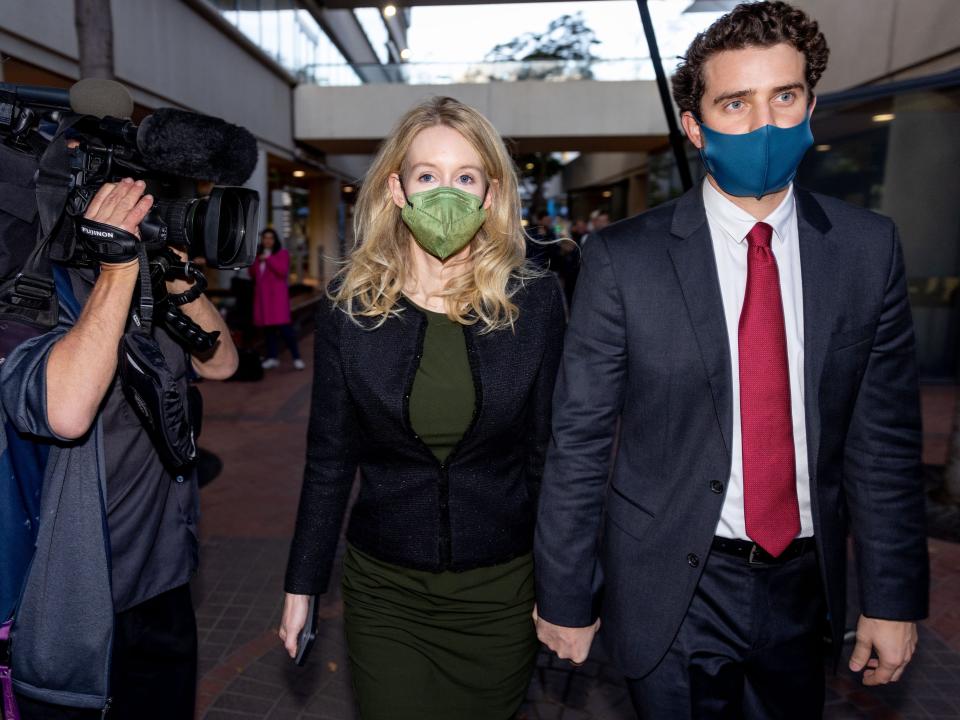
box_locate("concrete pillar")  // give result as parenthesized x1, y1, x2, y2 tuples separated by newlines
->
(880, 91, 960, 378)
(307, 176, 341, 284)
(247, 147, 269, 235)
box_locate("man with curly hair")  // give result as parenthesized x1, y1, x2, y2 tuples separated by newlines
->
(534, 2, 928, 717)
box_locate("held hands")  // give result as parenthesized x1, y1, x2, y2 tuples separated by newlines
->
(848, 615, 918, 686)
(278, 592, 311, 659)
(533, 604, 600, 666)
(83, 178, 154, 271)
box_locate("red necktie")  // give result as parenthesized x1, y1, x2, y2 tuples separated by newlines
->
(739, 221, 800, 557)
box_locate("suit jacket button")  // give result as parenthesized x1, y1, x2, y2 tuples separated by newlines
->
(687, 553, 699, 568)
(710, 480, 724, 494)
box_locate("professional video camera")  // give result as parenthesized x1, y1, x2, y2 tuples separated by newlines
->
(0, 79, 261, 469)
(0, 78, 260, 352)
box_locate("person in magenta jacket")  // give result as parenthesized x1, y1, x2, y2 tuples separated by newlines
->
(249, 228, 304, 370)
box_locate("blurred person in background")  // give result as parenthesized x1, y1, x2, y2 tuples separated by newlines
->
(569, 217, 589, 245)
(588, 209, 610, 233)
(525, 208, 556, 269)
(250, 228, 304, 370)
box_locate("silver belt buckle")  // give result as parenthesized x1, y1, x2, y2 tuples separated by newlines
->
(748, 544, 764, 565)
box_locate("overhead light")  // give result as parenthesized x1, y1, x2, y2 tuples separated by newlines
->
(602, 190, 613, 198)
(343, 185, 355, 193)
(525, 162, 535, 170)
(383, 4, 397, 18)
(292, 170, 306, 178)
(399, 48, 412, 60)
(815, 144, 831, 152)
(521, 219, 529, 227)
(872, 113, 895, 123)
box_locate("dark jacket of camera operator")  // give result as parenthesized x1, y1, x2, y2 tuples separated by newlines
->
(0, 178, 238, 713)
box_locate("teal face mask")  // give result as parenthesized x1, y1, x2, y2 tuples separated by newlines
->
(697, 114, 814, 199)
(400, 185, 487, 261)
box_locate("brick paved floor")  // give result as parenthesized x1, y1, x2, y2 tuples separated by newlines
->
(193, 342, 960, 719)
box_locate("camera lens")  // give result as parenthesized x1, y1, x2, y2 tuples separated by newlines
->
(150, 197, 197, 251)
(149, 187, 258, 269)
(216, 192, 244, 260)
(200, 187, 259, 269)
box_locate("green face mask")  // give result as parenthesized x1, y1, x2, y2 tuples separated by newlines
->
(400, 185, 487, 261)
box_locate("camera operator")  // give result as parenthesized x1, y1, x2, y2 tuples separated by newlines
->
(1, 177, 238, 720)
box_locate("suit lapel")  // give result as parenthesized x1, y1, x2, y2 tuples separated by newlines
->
(668, 186, 733, 456)
(796, 188, 836, 484)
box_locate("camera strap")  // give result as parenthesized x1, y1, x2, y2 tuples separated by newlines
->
(130, 241, 154, 333)
(117, 244, 198, 469)
(74, 218, 141, 264)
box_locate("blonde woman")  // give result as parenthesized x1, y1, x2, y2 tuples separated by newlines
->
(278, 97, 565, 718)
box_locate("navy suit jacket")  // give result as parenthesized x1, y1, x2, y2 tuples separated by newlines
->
(534, 183, 929, 678)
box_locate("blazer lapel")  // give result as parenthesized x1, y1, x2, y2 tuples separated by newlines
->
(667, 186, 733, 457)
(796, 187, 836, 484)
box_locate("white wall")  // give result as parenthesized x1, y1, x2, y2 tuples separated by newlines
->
(791, 0, 960, 92)
(0, 0, 295, 153)
(294, 80, 668, 146)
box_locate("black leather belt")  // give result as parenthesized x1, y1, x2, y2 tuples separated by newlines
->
(710, 536, 814, 565)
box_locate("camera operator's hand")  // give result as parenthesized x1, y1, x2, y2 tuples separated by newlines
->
(164, 246, 196, 295)
(162, 246, 239, 380)
(45, 178, 152, 439)
(83, 178, 154, 269)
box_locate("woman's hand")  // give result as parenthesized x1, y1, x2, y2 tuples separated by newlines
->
(278, 593, 311, 658)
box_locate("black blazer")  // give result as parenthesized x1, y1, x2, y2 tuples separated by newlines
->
(534, 184, 929, 678)
(285, 275, 565, 595)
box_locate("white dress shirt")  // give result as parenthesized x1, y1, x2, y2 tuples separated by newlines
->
(702, 180, 813, 540)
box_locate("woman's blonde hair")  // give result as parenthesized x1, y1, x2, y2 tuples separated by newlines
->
(332, 96, 535, 331)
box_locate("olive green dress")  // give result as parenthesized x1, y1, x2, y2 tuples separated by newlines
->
(341, 305, 539, 720)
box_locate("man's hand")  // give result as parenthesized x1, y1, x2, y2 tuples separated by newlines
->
(160, 247, 239, 379)
(533, 604, 600, 666)
(848, 616, 918, 686)
(164, 246, 198, 295)
(278, 593, 310, 659)
(85, 178, 154, 259)
(45, 179, 152, 439)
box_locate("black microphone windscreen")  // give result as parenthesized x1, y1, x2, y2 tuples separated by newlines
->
(69, 78, 134, 120)
(136, 108, 258, 186)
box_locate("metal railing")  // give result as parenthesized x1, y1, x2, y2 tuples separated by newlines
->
(297, 58, 663, 86)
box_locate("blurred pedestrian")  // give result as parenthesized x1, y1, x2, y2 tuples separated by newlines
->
(588, 209, 610, 233)
(249, 228, 304, 370)
(525, 209, 556, 269)
(278, 96, 565, 720)
(569, 217, 588, 244)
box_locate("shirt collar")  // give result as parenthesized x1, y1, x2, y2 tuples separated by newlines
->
(702, 179, 796, 246)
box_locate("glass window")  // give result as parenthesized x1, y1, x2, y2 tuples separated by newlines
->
(276, 0, 296, 70)
(354, 8, 391, 65)
(205, 0, 360, 85)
